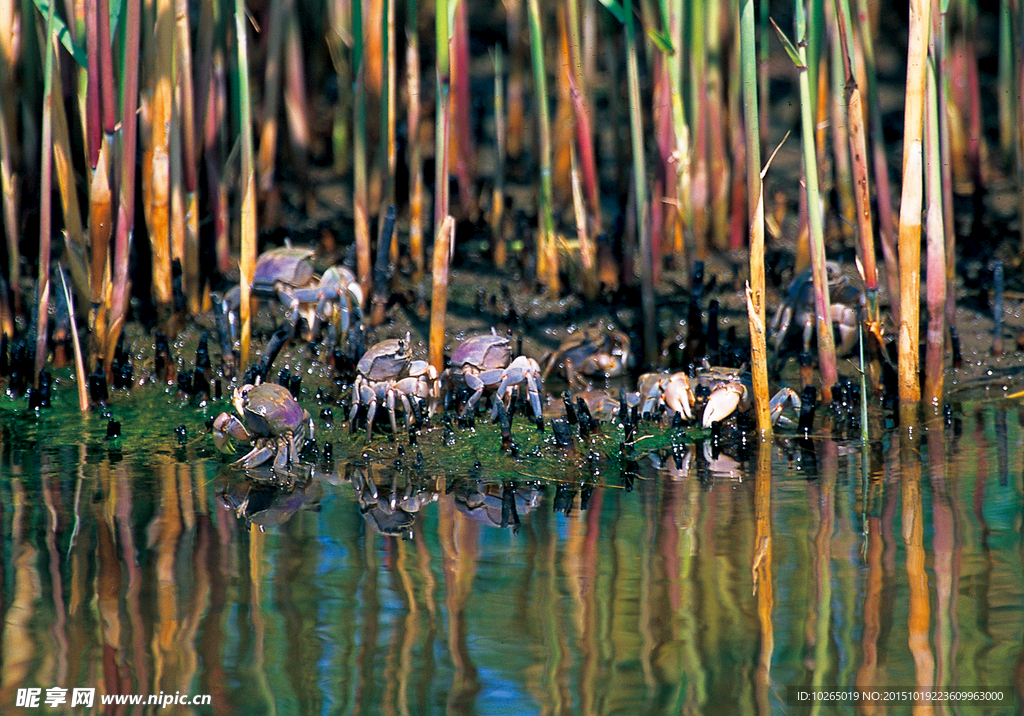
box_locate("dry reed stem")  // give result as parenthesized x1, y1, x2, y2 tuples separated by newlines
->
(429, 216, 455, 373)
(175, 0, 199, 313)
(897, 0, 931, 408)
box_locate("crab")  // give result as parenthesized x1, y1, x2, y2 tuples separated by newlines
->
(349, 333, 441, 440)
(541, 326, 633, 386)
(220, 245, 363, 344)
(445, 332, 544, 426)
(768, 262, 864, 368)
(212, 380, 313, 478)
(638, 362, 801, 428)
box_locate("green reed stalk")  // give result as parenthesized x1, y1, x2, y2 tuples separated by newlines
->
(354, 0, 371, 298)
(834, 0, 879, 331)
(855, 0, 899, 322)
(997, 0, 1013, 156)
(491, 47, 506, 268)
(740, 0, 771, 437)
(106, 0, 140, 374)
(923, 55, 945, 409)
(689, 0, 707, 259)
(897, 0, 930, 410)
(624, 0, 655, 365)
(528, 0, 557, 294)
(35, 0, 57, 388)
(235, 0, 257, 367)
(86, 0, 112, 355)
(775, 8, 838, 402)
(407, 0, 424, 278)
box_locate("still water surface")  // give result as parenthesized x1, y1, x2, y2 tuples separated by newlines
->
(0, 387, 1021, 715)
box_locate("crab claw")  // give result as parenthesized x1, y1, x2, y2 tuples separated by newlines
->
(702, 383, 748, 428)
(213, 412, 251, 454)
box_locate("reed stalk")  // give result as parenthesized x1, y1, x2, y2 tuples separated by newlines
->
(354, 0, 371, 298)
(705, 0, 728, 249)
(504, 0, 525, 160)
(382, 0, 397, 267)
(997, 0, 1013, 156)
(663, 0, 689, 265)
(834, 0, 879, 333)
(235, 0, 257, 368)
(624, 0, 655, 365)
(527, 0, 557, 294)
(570, 146, 597, 300)
(451, 0, 473, 218)
(59, 267, 88, 411)
(689, 0, 708, 259)
(933, 0, 956, 347)
(776, 9, 838, 402)
(48, 47, 89, 304)
(435, 0, 451, 234)
(429, 216, 454, 373)
(86, 0, 112, 358)
(827, 9, 854, 245)
(175, 0, 199, 313)
(35, 0, 57, 389)
(855, 0, 900, 322)
(897, 0, 931, 410)
(740, 0, 771, 437)
(0, 2, 17, 324)
(148, 0, 175, 324)
(407, 0, 425, 278)
(566, 0, 599, 230)
(923, 55, 945, 408)
(490, 47, 506, 269)
(106, 0, 141, 374)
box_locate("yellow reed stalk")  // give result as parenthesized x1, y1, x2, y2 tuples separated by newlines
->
(898, 0, 931, 410)
(48, 50, 90, 304)
(176, 0, 200, 313)
(149, 0, 175, 320)
(235, 0, 257, 367)
(429, 215, 455, 373)
(570, 146, 597, 300)
(89, 140, 113, 355)
(0, 0, 17, 321)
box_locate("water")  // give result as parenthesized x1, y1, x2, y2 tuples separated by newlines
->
(1, 380, 1022, 715)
